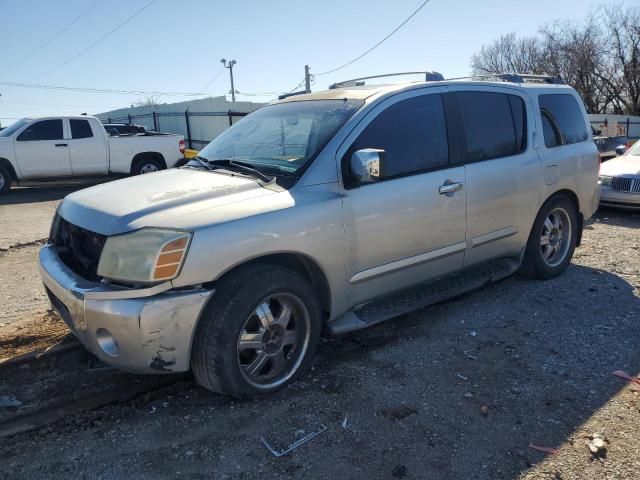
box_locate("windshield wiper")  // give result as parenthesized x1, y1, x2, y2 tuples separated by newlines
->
(190, 155, 215, 171)
(207, 159, 274, 183)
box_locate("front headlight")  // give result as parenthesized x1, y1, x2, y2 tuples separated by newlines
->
(97, 228, 192, 284)
(598, 175, 612, 186)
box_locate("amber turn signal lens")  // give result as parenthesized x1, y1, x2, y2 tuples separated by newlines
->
(153, 235, 190, 280)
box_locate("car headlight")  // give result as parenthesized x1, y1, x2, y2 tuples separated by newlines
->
(97, 228, 192, 284)
(598, 175, 612, 186)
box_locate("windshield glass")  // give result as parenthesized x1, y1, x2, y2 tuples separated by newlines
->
(198, 99, 363, 175)
(627, 140, 640, 156)
(0, 118, 30, 138)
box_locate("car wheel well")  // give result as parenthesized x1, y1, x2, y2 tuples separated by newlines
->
(213, 254, 332, 319)
(131, 152, 166, 173)
(0, 158, 17, 181)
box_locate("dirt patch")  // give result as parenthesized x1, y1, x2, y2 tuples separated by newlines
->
(0, 311, 70, 361)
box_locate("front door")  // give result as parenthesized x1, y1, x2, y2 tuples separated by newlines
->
(14, 119, 71, 178)
(339, 88, 467, 306)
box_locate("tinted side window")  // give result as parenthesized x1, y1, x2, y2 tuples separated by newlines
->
(508, 95, 526, 151)
(17, 119, 63, 141)
(458, 92, 520, 161)
(538, 94, 588, 146)
(351, 94, 448, 178)
(70, 119, 93, 139)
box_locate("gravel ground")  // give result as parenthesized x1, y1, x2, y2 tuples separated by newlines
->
(0, 194, 639, 479)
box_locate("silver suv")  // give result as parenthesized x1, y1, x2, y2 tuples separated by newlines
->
(39, 73, 599, 398)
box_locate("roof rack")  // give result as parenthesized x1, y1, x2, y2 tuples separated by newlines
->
(447, 73, 564, 84)
(329, 71, 444, 89)
(278, 90, 308, 100)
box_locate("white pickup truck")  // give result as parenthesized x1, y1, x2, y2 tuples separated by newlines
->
(0, 115, 185, 195)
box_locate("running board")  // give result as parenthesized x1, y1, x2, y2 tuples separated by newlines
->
(327, 258, 520, 335)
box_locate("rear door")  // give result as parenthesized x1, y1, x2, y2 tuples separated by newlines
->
(14, 119, 71, 178)
(68, 118, 108, 175)
(446, 86, 541, 266)
(339, 87, 467, 306)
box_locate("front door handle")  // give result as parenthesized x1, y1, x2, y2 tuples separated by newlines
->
(55, 143, 68, 147)
(439, 182, 464, 195)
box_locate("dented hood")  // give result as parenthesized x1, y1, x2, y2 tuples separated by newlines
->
(57, 168, 280, 235)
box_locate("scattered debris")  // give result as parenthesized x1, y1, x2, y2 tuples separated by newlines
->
(463, 392, 474, 399)
(480, 404, 489, 417)
(587, 433, 607, 456)
(341, 416, 348, 430)
(611, 370, 640, 386)
(382, 405, 418, 421)
(392, 464, 408, 478)
(0, 396, 23, 408)
(469, 331, 477, 337)
(149, 406, 157, 414)
(464, 349, 477, 360)
(457, 373, 468, 381)
(185, 450, 195, 457)
(528, 443, 558, 455)
(260, 424, 327, 457)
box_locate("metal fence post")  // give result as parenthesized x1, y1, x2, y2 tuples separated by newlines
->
(228, 110, 233, 126)
(127, 114, 132, 124)
(184, 110, 192, 149)
(627, 118, 630, 137)
(153, 111, 158, 132)
(108, 117, 112, 123)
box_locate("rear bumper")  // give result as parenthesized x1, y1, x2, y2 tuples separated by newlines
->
(599, 185, 640, 209)
(38, 244, 213, 373)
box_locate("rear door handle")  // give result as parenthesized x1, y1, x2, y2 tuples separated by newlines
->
(439, 182, 464, 195)
(55, 143, 68, 147)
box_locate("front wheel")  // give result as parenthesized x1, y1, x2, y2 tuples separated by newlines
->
(191, 264, 322, 398)
(520, 195, 578, 279)
(0, 165, 11, 195)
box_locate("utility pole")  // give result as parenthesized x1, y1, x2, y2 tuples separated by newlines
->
(304, 65, 311, 93)
(220, 58, 237, 102)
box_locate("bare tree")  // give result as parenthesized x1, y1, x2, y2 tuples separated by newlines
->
(469, 4, 640, 115)
(133, 95, 161, 108)
(471, 33, 546, 75)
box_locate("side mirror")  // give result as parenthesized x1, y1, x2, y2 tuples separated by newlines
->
(615, 145, 627, 156)
(350, 148, 385, 184)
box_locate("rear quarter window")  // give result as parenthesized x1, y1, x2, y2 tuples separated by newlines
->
(538, 94, 588, 146)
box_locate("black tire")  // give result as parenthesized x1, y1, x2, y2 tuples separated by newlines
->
(131, 157, 163, 175)
(0, 164, 11, 196)
(520, 195, 578, 280)
(191, 264, 322, 398)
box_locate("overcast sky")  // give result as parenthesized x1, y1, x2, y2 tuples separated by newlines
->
(0, 0, 620, 125)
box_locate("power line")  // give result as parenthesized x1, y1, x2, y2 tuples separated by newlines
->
(31, 0, 158, 81)
(315, 0, 432, 76)
(0, 80, 205, 96)
(15, 0, 100, 67)
(199, 67, 226, 92)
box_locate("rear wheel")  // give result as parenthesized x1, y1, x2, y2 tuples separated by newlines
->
(132, 157, 163, 175)
(0, 165, 11, 195)
(191, 264, 322, 398)
(520, 195, 578, 279)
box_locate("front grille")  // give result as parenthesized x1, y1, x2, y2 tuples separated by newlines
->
(611, 176, 640, 193)
(50, 215, 107, 282)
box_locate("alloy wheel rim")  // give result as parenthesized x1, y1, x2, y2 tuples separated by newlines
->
(540, 207, 571, 267)
(140, 164, 158, 174)
(236, 293, 311, 390)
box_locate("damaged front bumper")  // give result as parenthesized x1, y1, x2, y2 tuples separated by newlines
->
(38, 244, 213, 373)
